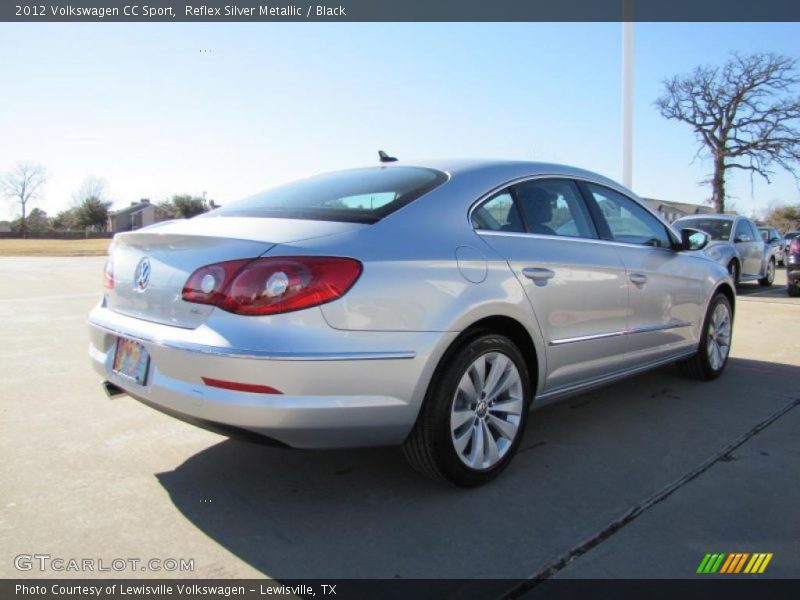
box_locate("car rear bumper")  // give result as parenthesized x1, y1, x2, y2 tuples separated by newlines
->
(88, 305, 456, 448)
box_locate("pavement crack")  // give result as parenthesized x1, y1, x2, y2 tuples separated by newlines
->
(502, 395, 800, 599)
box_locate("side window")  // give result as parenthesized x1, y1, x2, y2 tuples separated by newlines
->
(511, 179, 597, 239)
(734, 220, 751, 242)
(585, 184, 672, 248)
(471, 190, 524, 233)
(747, 221, 761, 241)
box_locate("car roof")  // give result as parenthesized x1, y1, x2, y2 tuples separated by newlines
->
(367, 158, 628, 193)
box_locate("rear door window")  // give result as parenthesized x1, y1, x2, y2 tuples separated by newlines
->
(511, 179, 598, 239)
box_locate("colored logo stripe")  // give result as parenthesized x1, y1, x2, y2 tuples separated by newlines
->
(744, 553, 773, 574)
(697, 553, 726, 573)
(720, 553, 749, 573)
(698, 552, 773, 574)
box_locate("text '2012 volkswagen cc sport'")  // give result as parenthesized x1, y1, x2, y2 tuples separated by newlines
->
(89, 159, 735, 486)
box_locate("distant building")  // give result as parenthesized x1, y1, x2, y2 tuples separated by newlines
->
(0, 221, 11, 233)
(644, 198, 713, 223)
(107, 199, 173, 232)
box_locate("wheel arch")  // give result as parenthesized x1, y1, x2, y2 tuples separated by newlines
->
(413, 314, 543, 418)
(712, 281, 736, 317)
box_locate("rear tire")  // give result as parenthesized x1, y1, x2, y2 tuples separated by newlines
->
(678, 293, 733, 381)
(402, 333, 531, 487)
(758, 259, 775, 286)
(788, 282, 800, 297)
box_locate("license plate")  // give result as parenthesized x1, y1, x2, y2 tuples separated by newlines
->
(112, 338, 150, 386)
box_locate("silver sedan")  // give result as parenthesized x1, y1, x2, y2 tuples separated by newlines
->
(89, 159, 735, 486)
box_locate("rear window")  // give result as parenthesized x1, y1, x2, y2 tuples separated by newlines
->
(208, 166, 447, 223)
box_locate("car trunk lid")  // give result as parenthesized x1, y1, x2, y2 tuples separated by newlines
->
(105, 217, 365, 328)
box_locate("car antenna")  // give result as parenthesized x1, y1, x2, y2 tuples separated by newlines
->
(378, 150, 398, 163)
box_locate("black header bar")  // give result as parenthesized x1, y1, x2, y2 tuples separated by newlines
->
(3, 0, 800, 23)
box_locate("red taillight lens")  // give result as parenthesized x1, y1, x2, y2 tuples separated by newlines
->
(182, 256, 362, 316)
(181, 259, 251, 306)
(103, 259, 114, 289)
(790, 239, 800, 254)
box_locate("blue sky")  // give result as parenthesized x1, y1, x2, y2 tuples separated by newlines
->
(1, 22, 799, 221)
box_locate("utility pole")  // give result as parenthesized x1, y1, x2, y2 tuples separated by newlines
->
(622, 1, 634, 188)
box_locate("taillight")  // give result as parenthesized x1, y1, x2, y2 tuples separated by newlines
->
(790, 240, 800, 254)
(182, 256, 362, 316)
(103, 258, 114, 289)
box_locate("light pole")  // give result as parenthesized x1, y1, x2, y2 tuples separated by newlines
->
(622, 2, 634, 189)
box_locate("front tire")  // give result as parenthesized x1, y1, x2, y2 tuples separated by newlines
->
(402, 333, 531, 487)
(728, 260, 740, 286)
(758, 259, 775, 286)
(678, 293, 733, 380)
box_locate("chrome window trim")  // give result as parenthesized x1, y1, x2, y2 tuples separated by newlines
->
(476, 229, 679, 255)
(468, 173, 680, 250)
(88, 318, 416, 361)
(548, 320, 692, 347)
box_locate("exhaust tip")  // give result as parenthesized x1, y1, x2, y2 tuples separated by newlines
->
(103, 381, 126, 398)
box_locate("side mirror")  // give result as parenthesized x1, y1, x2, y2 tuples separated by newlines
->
(681, 227, 709, 251)
(770, 237, 780, 244)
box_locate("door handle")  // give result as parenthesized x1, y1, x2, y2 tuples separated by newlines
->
(629, 273, 648, 285)
(522, 267, 555, 281)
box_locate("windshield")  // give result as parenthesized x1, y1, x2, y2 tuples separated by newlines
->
(206, 166, 447, 224)
(676, 218, 733, 241)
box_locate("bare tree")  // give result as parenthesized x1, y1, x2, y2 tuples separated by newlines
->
(0, 163, 47, 238)
(656, 53, 800, 213)
(72, 176, 110, 207)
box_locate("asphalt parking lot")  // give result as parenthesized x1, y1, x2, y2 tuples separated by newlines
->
(1, 257, 798, 585)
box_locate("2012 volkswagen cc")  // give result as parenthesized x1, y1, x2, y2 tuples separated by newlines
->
(89, 160, 734, 486)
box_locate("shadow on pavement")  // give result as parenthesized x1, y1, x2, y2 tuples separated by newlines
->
(155, 358, 800, 579)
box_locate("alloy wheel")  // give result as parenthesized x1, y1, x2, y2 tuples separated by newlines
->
(706, 302, 732, 371)
(450, 352, 523, 470)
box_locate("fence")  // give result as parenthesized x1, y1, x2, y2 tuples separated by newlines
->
(0, 231, 115, 240)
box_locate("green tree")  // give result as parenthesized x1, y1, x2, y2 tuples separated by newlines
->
(764, 203, 800, 232)
(11, 207, 50, 234)
(52, 207, 79, 231)
(72, 176, 113, 231)
(656, 53, 800, 214)
(163, 194, 213, 218)
(75, 197, 112, 231)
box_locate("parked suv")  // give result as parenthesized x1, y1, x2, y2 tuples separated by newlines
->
(674, 215, 777, 287)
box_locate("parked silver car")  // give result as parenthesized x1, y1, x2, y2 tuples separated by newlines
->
(759, 226, 785, 266)
(674, 214, 777, 287)
(89, 160, 735, 486)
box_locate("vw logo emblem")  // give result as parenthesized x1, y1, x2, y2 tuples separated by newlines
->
(134, 257, 151, 292)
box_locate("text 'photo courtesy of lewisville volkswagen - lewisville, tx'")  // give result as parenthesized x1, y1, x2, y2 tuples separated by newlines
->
(1, 1, 800, 599)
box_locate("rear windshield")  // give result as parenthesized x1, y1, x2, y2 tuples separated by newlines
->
(676, 218, 733, 241)
(207, 166, 448, 224)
